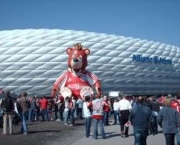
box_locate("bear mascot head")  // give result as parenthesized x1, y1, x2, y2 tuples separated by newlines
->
(66, 43, 90, 75)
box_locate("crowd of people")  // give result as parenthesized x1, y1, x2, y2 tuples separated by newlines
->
(1, 90, 180, 145)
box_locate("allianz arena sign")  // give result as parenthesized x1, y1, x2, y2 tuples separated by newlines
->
(0, 29, 180, 96)
(133, 54, 172, 65)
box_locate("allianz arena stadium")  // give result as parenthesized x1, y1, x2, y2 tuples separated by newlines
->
(0, 29, 180, 96)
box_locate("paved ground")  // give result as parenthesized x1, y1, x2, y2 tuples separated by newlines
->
(0, 120, 85, 145)
(72, 123, 165, 145)
(0, 119, 166, 145)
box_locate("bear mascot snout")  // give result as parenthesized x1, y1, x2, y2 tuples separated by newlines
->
(51, 43, 101, 100)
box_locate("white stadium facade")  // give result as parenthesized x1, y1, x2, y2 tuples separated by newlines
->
(0, 29, 180, 96)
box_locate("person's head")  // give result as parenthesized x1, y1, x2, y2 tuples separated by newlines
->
(149, 96, 153, 101)
(65, 96, 69, 101)
(114, 98, 119, 102)
(85, 95, 91, 102)
(13, 98, 17, 102)
(95, 94, 101, 99)
(137, 96, 144, 104)
(103, 96, 108, 100)
(164, 98, 172, 107)
(5, 90, 11, 97)
(123, 95, 127, 99)
(21, 92, 27, 97)
(177, 93, 180, 100)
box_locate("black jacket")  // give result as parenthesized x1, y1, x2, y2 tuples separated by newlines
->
(2, 96, 14, 113)
(149, 100, 160, 112)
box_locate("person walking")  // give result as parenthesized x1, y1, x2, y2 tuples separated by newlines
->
(2, 90, 14, 135)
(64, 97, 70, 126)
(69, 96, 76, 126)
(92, 94, 106, 139)
(28, 96, 37, 122)
(118, 95, 132, 137)
(171, 94, 180, 145)
(83, 95, 92, 138)
(158, 98, 180, 145)
(19, 92, 30, 134)
(77, 97, 83, 120)
(113, 98, 120, 125)
(130, 96, 153, 145)
(149, 95, 160, 134)
(103, 96, 111, 126)
(39, 96, 49, 121)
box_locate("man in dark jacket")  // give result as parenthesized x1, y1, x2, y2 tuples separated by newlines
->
(130, 96, 153, 145)
(149, 96, 160, 134)
(2, 90, 14, 135)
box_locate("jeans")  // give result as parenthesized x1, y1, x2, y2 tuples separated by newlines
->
(54, 105, 58, 119)
(85, 117, 92, 137)
(104, 111, 109, 125)
(58, 109, 64, 120)
(176, 132, 180, 145)
(93, 118, 105, 139)
(164, 133, 175, 145)
(77, 108, 83, 119)
(35, 109, 39, 121)
(152, 116, 158, 132)
(3, 112, 13, 134)
(113, 110, 120, 124)
(134, 128, 148, 145)
(29, 109, 35, 121)
(20, 111, 29, 133)
(64, 111, 69, 124)
(41, 109, 49, 121)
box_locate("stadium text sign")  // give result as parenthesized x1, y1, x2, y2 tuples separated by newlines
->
(132, 54, 172, 65)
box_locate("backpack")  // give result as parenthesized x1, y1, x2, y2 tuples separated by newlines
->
(93, 99, 104, 115)
(3, 97, 14, 112)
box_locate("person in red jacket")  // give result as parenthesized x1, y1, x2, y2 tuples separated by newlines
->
(171, 95, 180, 113)
(103, 96, 111, 126)
(39, 96, 49, 121)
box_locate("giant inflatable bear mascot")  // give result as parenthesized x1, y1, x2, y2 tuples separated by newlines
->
(51, 43, 101, 100)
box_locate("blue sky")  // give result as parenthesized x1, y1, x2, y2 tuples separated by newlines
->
(0, 0, 180, 46)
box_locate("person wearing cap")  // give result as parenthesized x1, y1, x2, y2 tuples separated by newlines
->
(2, 90, 14, 135)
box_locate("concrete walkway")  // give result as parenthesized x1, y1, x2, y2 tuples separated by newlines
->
(72, 124, 165, 145)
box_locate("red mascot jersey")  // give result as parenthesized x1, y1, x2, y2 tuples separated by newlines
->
(54, 70, 100, 99)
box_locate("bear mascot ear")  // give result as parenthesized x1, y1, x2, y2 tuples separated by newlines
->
(66, 48, 72, 54)
(84, 48, 90, 55)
